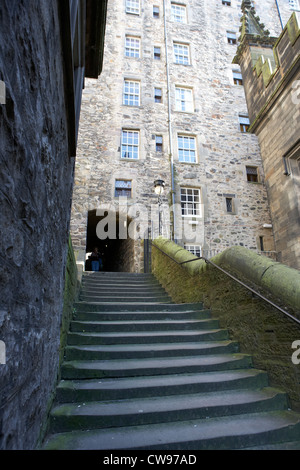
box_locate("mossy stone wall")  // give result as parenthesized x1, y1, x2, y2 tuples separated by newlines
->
(60, 237, 80, 365)
(152, 238, 300, 409)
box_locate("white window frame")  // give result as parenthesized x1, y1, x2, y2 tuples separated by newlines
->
(171, 3, 187, 23)
(175, 86, 194, 112)
(180, 187, 201, 217)
(154, 46, 161, 60)
(227, 31, 237, 44)
(153, 5, 160, 17)
(123, 80, 140, 106)
(184, 244, 202, 257)
(155, 135, 163, 152)
(154, 87, 162, 103)
(233, 70, 243, 85)
(246, 165, 259, 182)
(239, 114, 250, 132)
(125, 36, 140, 58)
(121, 130, 139, 159)
(125, 0, 140, 15)
(177, 135, 197, 163)
(173, 42, 190, 65)
(289, 0, 299, 10)
(115, 180, 132, 198)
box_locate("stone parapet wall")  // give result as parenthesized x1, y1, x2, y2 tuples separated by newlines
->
(152, 237, 300, 409)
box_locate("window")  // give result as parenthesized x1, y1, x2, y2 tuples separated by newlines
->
(175, 86, 194, 112)
(154, 46, 161, 60)
(246, 166, 259, 182)
(153, 6, 160, 17)
(121, 130, 139, 159)
(185, 244, 202, 257)
(233, 70, 243, 85)
(174, 43, 190, 65)
(125, 36, 140, 58)
(155, 135, 163, 152)
(154, 87, 162, 103)
(289, 0, 299, 9)
(180, 188, 201, 217)
(115, 180, 132, 198)
(225, 197, 234, 213)
(123, 80, 140, 106)
(178, 135, 196, 163)
(126, 0, 140, 15)
(171, 3, 187, 23)
(259, 236, 264, 252)
(239, 114, 250, 132)
(227, 31, 237, 44)
(222, 0, 231, 5)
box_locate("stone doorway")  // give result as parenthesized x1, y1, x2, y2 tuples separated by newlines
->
(85, 209, 136, 272)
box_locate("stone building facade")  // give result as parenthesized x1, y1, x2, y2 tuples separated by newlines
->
(234, 2, 300, 269)
(0, 0, 107, 449)
(70, 0, 295, 273)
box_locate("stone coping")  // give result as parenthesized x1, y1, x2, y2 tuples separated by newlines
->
(152, 237, 300, 316)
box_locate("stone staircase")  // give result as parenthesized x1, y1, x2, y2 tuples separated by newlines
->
(43, 272, 300, 450)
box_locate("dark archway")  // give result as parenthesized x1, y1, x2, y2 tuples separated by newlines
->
(85, 209, 135, 272)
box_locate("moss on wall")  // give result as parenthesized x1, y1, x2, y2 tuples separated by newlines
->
(152, 238, 300, 409)
(60, 236, 80, 366)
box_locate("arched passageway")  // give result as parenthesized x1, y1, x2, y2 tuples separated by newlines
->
(85, 210, 135, 272)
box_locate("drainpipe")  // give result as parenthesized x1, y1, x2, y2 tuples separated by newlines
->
(275, 0, 284, 30)
(163, 0, 177, 243)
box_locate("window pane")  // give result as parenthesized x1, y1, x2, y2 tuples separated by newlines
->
(174, 43, 189, 64)
(126, 0, 140, 14)
(175, 87, 193, 112)
(123, 80, 140, 106)
(180, 188, 201, 216)
(125, 36, 140, 58)
(121, 130, 139, 159)
(171, 3, 187, 23)
(178, 135, 196, 162)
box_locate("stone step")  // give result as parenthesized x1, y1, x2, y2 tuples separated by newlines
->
(56, 369, 269, 403)
(64, 340, 240, 361)
(78, 295, 172, 303)
(73, 302, 204, 312)
(67, 328, 230, 345)
(70, 318, 220, 333)
(81, 283, 166, 295)
(73, 309, 211, 321)
(43, 410, 300, 450)
(49, 388, 288, 432)
(60, 354, 253, 379)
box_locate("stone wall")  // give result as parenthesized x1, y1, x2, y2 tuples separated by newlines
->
(70, 0, 280, 270)
(234, 9, 300, 268)
(0, 1, 75, 449)
(151, 238, 300, 409)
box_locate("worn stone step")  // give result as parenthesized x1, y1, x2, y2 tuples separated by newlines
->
(79, 295, 172, 303)
(56, 369, 269, 403)
(81, 287, 167, 296)
(73, 309, 211, 321)
(50, 388, 288, 432)
(73, 302, 203, 312)
(43, 410, 300, 450)
(70, 318, 220, 333)
(60, 354, 253, 379)
(67, 328, 229, 345)
(64, 340, 240, 361)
